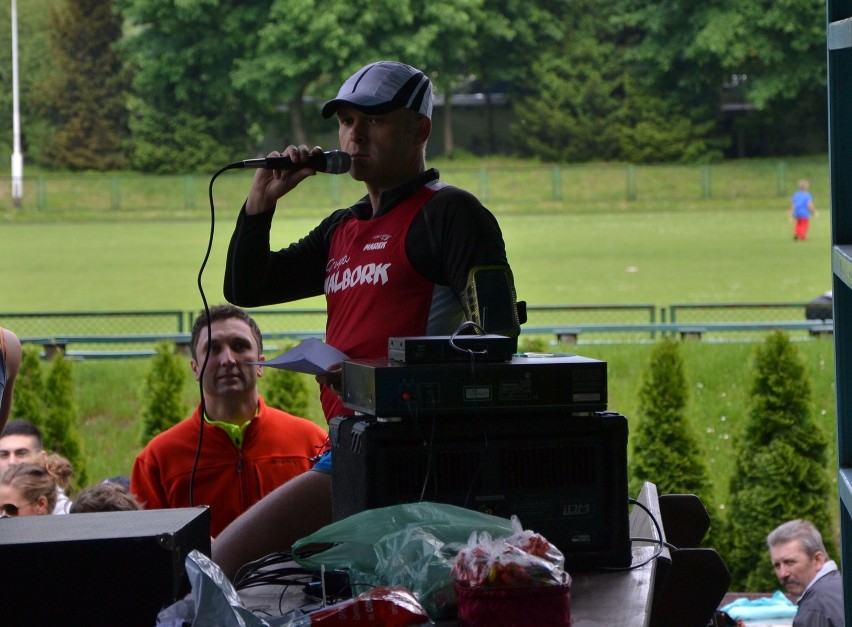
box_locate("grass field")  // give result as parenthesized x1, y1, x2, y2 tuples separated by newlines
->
(1, 155, 831, 310)
(0, 156, 840, 539)
(0, 207, 832, 312)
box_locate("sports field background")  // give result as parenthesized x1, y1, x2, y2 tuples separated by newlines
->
(0, 156, 837, 520)
(0, 207, 832, 313)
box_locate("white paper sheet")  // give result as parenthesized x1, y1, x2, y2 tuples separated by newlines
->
(253, 337, 348, 375)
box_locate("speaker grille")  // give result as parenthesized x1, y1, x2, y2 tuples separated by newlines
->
(388, 447, 483, 498)
(502, 443, 597, 490)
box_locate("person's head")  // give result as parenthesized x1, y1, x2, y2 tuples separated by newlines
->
(322, 61, 433, 189)
(69, 481, 141, 514)
(0, 461, 58, 517)
(768, 519, 828, 597)
(798, 179, 810, 191)
(189, 305, 265, 396)
(102, 475, 131, 491)
(0, 419, 44, 476)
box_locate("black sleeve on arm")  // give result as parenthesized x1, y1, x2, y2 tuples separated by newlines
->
(408, 186, 509, 293)
(407, 187, 519, 337)
(224, 204, 342, 307)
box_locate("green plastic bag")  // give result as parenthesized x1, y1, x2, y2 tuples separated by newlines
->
(291, 502, 515, 618)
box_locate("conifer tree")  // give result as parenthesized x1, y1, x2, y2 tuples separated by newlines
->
(725, 331, 832, 591)
(630, 337, 713, 502)
(38, 0, 130, 170)
(10, 346, 47, 428)
(141, 342, 188, 444)
(43, 353, 87, 488)
(261, 366, 312, 419)
(9, 348, 87, 489)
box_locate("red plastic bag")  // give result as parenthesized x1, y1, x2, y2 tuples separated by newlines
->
(308, 586, 431, 626)
(450, 515, 566, 588)
(450, 516, 572, 625)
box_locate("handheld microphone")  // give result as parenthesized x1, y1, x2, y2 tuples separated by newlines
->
(239, 150, 351, 174)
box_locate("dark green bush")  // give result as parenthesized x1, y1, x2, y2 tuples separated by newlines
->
(725, 331, 833, 591)
(11, 347, 46, 428)
(10, 347, 87, 489)
(260, 366, 312, 419)
(140, 342, 188, 444)
(44, 353, 87, 488)
(630, 337, 713, 502)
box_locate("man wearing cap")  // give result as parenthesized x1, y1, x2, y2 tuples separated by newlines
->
(214, 61, 518, 580)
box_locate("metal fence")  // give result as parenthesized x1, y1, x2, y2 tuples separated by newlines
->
(664, 302, 831, 343)
(0, 159, 824, 215)
(0, 302, 829, 358)
(0, 310, 189, 337)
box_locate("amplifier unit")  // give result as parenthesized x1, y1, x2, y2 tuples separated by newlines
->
(341, 354, 607, 417)
(330, 411, 631, 571)
(388, 334, 516, 363)
(0, 507, 211, 627)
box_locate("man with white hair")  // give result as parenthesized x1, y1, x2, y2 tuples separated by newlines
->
(768, 519, 844, 626)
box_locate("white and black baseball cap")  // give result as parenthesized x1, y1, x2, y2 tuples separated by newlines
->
(322, 61, 433, 120)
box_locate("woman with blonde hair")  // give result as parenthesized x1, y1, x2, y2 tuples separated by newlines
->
(0, 451, 74, 517)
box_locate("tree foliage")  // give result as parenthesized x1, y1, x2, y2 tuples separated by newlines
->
(228, 0, 405, 148)
(725, 332, 832, 591)
(0, 0, 57, 161)
(630, 337, 713, 503)
(230, 0, 530, 153)
(141, 342, 188, 444)
(38, 0, 130, 170)
(43, 354, 87, 488)
(1, 0, 831, 169)
(512, 7, 624, 163)
(615, 77, 726, 163)
(463, 0, 565, 156)
(10, 346, 46, 428)
(117, 0, 274, 172)
(9, 347, 87, 490)
(260, 367, 312, 420)
(511, 1, 731, 162)
(612, 0, 827, 158)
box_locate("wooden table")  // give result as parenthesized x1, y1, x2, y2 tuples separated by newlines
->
(567, 482, 663, 626)
(568, 545, 658, 626)
(238, 544, 660, 626)
(239, 485, 665, 625)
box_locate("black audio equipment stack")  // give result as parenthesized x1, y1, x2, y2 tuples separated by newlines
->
(331, 342, 632, 571)
(0, 507, 211, 627)
(340, 353, 608, 417)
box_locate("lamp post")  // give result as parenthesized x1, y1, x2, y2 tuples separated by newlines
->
(10, 0, 23, 208)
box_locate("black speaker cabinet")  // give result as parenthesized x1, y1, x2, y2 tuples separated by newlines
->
(0, 506, 211, 627)
(330, 411, 631, 570)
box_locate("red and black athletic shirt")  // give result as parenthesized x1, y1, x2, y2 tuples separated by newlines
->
(224, 168, 512, 421)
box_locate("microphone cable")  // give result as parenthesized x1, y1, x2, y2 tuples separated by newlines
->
(190, 155, 350, 506)
(188, 162, 235, 506)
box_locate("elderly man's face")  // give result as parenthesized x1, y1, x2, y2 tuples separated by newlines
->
(0, 434, 41, 476)
(770, 539, 825, 597)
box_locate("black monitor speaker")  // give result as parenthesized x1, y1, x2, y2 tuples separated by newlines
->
(330, 411, 631, 570)
(0, 506, 211, 627)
